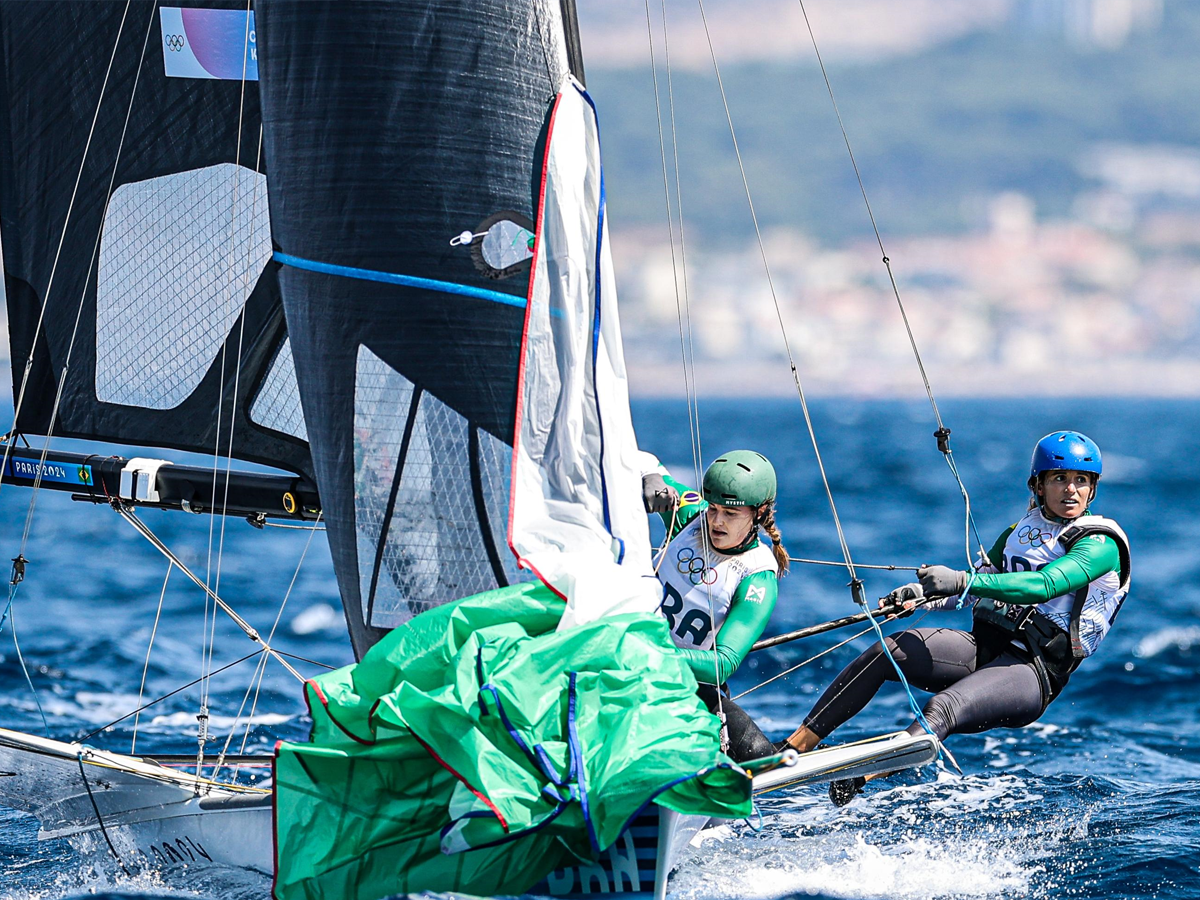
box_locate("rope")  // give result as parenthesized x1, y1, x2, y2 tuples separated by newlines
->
(201, 6, 259, 752)
(131, 563, 171, 755)
(9, 605, 49, 735)
(114, 504, 304, 682)
(643, 1, 700, 480)
(648, 1, 724, 755)
(792, 0, 986, 567)
(858, 601, 939, 747)
(646, 0, 704, 488)
(695, 0, 859, 590)
(0, 3, 157, 674)
(733, 605, 934, 699)
(790, 557, 918, 572)
(77, 752, 132, 877)
(651, 502, 680, 575)
(0, 0, 134, 498)
(260, 521, 326, 531)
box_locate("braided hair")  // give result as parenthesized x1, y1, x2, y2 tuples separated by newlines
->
(756, 500, 789, 576)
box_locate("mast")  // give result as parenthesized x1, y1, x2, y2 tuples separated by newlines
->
(559, 0, 587, 86)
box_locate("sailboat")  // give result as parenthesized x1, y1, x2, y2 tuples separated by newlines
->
(0, 2, 939, 897)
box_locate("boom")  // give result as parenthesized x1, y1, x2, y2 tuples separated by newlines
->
(1, 445, 320, 522)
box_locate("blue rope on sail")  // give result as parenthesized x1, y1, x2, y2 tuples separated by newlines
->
(274, 252, 528, 309)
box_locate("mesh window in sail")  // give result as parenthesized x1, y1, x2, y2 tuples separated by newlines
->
(353, 346, 512, 629)
(250, 338, 308, 442)
(476, 426, 531, 587)
(96, 164, 271, 409)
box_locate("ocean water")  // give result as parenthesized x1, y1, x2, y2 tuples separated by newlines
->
(0, 397, 1197, 900)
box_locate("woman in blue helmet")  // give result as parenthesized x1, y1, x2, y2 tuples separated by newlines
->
(776, 431, 1131, 803)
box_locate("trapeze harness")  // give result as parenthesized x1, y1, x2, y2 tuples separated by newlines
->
(802, 510, 1132, 743)
(972, 511, 1132, 700)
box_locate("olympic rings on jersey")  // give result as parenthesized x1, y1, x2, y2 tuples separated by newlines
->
(675, 546, 717, 584)
(1017, 525, 1048, 548)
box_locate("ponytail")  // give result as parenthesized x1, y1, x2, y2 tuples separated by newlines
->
(757, 501, 789, 576)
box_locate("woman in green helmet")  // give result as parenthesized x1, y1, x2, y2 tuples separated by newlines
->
(640, 450, 789, 762)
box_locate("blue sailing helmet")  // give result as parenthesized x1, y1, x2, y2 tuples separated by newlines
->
(1028, 431, 1102, 490)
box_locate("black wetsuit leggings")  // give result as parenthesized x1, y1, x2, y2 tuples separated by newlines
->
(803, 627, 1052, 742)
(696, 684, 776, 763)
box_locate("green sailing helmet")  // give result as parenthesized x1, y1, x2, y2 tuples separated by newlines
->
(702, 450, 777, 508)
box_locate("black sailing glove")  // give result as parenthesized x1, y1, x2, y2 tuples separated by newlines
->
(880, 582, 924, 613)
(641, 473, 679, 514)
(917, 564, 968, 598)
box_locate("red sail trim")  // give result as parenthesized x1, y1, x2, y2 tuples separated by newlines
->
(406, 726, 510, 832)
(507, 88, 568, 602)
(304, 679, 376, 746)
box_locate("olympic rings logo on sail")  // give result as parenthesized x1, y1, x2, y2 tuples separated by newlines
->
(676, 548, 718, 586)
(1017, 525, 1049, 548)
(165, 34, 186, 52)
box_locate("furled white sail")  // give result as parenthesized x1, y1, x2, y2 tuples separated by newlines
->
(509, 79, 660, 628)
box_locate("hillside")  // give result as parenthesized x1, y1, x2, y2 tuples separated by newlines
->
(584, 2, 1200, 243)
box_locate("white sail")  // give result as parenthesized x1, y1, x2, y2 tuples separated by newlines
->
(509, 79, 660, 629)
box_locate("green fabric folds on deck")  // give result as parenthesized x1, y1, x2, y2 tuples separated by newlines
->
(273, 582, 751, 900)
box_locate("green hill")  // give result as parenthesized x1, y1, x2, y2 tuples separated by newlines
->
(585, 3, 1200, 243)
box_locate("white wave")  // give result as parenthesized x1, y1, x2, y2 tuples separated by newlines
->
(289, 602, 342, 635)
(1134, 625, 1200, 658)
(147, 710, 294, 730)
(2, 692, 293, 733)
(670, 831, 1032, 900)
(0, 864, 188, 900)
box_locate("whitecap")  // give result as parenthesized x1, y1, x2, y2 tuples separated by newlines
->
(147, 710, 294, 730)
(289, 602, 342, 635)
(670, 831, 1033, 900)
(1133, 625, 1200, 658)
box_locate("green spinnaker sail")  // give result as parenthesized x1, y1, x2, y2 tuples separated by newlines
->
(273, 582, 752, 900)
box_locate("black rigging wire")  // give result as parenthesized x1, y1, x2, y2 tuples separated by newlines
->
(793, 0, 988, 565)
(695, 0, 863, 601)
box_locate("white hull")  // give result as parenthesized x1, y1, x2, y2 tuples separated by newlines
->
(0, 727, 272, 875)
(0, 726, 938, 896)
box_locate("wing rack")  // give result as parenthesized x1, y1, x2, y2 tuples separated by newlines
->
(1, 445, 320, 521)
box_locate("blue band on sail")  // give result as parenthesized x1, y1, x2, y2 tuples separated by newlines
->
(274, 252, 528, 309)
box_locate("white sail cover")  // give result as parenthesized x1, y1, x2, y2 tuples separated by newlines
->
(509, 79, 659, 628)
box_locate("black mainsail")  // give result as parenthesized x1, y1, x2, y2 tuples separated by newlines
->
(0, 1, 311, 478)
(256, 0, 589, 656)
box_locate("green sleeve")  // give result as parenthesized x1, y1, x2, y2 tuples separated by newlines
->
(969, 535, 1120, 606)
(658, 472, 707, 539)
(676, 570, 777, 685)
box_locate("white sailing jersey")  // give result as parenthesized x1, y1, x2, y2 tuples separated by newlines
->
(658, 516, 778, 650)
(988, 508, 1130, 657)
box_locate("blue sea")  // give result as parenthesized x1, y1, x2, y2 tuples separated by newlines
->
(0, 397, 1197, 900)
